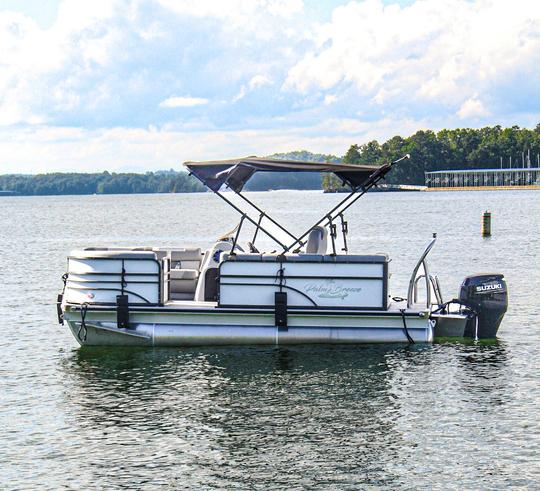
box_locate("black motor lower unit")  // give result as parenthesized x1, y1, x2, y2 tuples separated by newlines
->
(459, 274, 508, 338)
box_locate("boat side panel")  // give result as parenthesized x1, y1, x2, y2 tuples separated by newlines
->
(220, 261, 386, 309)
(64, 256, 161, 304)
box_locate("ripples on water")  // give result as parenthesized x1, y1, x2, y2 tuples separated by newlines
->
(0, 190, 538, 489)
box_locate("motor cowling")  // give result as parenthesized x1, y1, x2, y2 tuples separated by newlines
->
(459, 274, 508, 338)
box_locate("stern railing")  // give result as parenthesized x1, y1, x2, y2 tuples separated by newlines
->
(407, 234, 443, 309)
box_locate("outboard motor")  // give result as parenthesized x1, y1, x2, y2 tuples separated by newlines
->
(459, 274, 508, 338)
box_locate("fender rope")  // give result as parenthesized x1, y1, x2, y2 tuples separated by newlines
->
(275, 262, 286, 292)
(399, 309, 415, 344)
(77, 303, 88, 343)
(61, 273, 68, 294)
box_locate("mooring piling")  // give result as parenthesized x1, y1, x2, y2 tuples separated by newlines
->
(482, 210, 492, 237)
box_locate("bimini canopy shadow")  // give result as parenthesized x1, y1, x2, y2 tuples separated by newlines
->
(184, 157, 382, 192)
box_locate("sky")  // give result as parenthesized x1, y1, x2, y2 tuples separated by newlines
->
(0, 0, 539, 173)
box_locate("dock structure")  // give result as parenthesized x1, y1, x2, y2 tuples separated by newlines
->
(425, 168, 540, 191)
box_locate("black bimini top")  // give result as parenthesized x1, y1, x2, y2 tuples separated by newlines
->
(184, 157, 383, 192)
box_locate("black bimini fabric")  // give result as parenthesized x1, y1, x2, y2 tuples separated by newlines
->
(184, 157, 383, 192)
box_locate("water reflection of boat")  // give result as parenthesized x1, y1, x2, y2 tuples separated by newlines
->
(62, 345, 423, 484)
(59, 341, 512, 487)
(58, 156, 508, 346)
(62, 344, 423, 428)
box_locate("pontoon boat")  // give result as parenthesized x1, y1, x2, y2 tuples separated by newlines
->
(58, 155, 508, 346)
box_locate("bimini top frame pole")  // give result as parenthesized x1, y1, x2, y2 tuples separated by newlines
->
(184, 154, 410, 252)
(284, 154, 410, 252)
(212, 190, 289, 250)
(233, 190, 302, 246)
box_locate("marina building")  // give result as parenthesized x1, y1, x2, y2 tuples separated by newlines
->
(425, 168, 540, 190)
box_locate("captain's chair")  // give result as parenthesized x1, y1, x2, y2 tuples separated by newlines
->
(305, 226, 328, 254)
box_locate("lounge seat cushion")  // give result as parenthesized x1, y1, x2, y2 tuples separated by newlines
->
(170, 269, 198, 280)
(169, 248, 202, 261)
(170, 292, 194, 300)
(170, 279, 198, 293)
(176, 260, 200, 270)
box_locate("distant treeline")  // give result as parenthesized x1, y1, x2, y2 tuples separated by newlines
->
(0, 170, 205, 196)
(1, 125, 539, 195)
(324, 124, 540, 189)
(0, 151, 332, 196)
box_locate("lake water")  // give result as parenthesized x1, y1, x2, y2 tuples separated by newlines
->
(0, 190, 538, 489)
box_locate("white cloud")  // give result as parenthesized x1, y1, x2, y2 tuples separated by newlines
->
(284, 0, 540, 118)
(138, 21, 165, 40)
(0, 116, 424, 173)
(324, 94, 337, 105)
(232, 86, 247, 103)
(0, 0, 305, 128)
(233, 74, 273, 102)
(0, 2, 121, 125)
(159, 96, 209, 108)
(156, 0, 303, 27)
(248, 74, 272, 90)
(0, 0, 539, 173)
(457, 98, 489, 119)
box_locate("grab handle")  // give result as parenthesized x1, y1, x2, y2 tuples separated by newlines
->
(407, 234, 437, 308)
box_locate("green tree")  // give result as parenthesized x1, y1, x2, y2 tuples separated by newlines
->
(358, 140, 383, 164)
(343, 144, 361, 164)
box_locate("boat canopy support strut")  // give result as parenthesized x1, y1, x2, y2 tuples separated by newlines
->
(213, 190, 289, 250)
(284, 154, 410, 252)
(191, 154, 410, 253)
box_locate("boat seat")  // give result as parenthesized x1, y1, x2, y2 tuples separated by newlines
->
(167, 248, 202, 270)
(305, 226, 328, 254)
(195, 241, 233, 302)
(169, 269, 199, 299)
(170, 269, 198, 280)
(168, 248, 202, 260)
(170, 292, 196, 300)
(150, 248, 169, 260)
(166, 249, 202, 300)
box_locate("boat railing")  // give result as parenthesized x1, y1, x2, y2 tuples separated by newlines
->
(407, 235, 442, 309)
(432, 275, 444, 305)
(413, 274, 444, 306)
